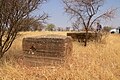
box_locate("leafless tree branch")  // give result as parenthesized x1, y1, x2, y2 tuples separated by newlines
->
(0, 0, 48, 58)
(63, 0, 117, 46)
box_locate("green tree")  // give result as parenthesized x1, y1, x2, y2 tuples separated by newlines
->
(103, 26, 112, 32)
(46, 24, 55, 31)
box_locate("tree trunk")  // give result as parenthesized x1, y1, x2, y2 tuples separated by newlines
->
(0, 47, 3, 59)
(84, 29, 88, 46)
(0, 36, 3, 59)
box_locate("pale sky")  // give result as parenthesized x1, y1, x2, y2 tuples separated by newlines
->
(32, 0, 120, 28)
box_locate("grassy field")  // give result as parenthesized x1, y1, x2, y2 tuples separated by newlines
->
(0, 31, 120, 80)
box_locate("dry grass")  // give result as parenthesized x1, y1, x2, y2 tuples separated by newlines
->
(0, 31, 120, 80)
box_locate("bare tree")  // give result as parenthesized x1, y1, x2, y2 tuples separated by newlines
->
(20, 18, 45, 31)
(66, 27, 70, 31)
(0, 0, 48, 59)
(72, 21, 81, 31)
(63, 0, 116, 46)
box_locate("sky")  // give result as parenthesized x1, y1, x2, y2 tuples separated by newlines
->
(33, 0, 120, 28)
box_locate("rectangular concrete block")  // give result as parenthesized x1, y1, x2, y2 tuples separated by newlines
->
(67, 32, 100, 42)
(22, 35, 73, 66)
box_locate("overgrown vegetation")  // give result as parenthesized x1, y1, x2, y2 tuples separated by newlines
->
(0, 32, 120, 80)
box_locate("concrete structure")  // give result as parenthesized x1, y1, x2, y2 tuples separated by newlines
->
(22, 35, 73, 66)
(67, 31, 102, 42)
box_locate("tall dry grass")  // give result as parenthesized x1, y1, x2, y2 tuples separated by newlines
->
(0, 31, 120, 80)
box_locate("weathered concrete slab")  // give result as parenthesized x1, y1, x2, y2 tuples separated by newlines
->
(67, 32, 101, 42)
(22, 35, 73, 66)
